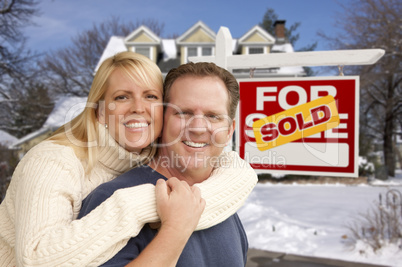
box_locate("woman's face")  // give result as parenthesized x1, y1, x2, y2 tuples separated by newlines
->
(98, 68, 163, 153)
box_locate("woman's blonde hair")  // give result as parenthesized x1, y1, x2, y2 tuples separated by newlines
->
(48, 52, 163, 172)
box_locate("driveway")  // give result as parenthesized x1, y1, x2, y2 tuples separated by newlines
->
(246, 249, 390, 267)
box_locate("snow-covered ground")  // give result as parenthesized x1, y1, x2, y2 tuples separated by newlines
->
(238, 170, 402, 267)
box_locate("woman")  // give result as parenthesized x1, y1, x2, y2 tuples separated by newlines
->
(0, 52, 257, 266)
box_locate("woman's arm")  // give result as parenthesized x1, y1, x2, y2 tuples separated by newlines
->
(8, 145, 158, 267)
(194, 151, 258, 230)
(99, 150, 256, 233)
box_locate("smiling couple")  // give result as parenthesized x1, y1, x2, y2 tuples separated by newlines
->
(0, 52, 256, 267)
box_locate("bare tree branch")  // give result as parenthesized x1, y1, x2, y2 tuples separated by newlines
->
(324, 0, 402, 178)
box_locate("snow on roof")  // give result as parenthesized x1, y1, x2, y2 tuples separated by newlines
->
(271, 43, 305, 74)
(277, 66, 305, 74)
(232, 39, 238, 53)
(43, 96, 88, 129)
(161, 39, 177, 61)
(0, 130, 18, 146)
(94, 36, 127, 72)
(272, 43, 294, 53)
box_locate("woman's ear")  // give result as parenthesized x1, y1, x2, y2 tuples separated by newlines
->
(97, 100, 106, 124)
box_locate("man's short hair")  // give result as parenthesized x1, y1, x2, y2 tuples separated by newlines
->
(164, 62, 239, 119)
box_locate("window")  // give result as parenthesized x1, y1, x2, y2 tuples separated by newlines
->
(185, 46, 214, 63)
(249, 47, 264, 54)
(135, 47, 150, 58)
(187, 47, 197, 57)
(202, 47, 212, 56)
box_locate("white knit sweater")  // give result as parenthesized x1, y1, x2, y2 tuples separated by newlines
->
(0, 125, 257, 267)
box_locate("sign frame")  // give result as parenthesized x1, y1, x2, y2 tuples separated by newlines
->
(235, 76, 360, 177)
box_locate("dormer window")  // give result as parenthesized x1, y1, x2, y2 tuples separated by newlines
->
(238, 25, 275, 56)
(124, 25, 161, 63)
(248, 47, 264, 54)
(134, 47, 151, 59)
(177, 21, 216, 64)
(202, 47, 212, 56)
(185, 46, 214, 62)
(188, 47, 198, 57)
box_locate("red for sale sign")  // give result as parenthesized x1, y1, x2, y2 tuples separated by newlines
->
(236, 77, 359, 177)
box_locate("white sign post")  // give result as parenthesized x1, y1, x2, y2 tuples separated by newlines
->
(190, 26, 385, 70)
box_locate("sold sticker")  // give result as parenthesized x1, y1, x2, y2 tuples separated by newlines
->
(253, 95, 340, 151)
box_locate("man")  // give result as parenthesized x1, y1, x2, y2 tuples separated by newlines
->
(78, 62, 254, 266)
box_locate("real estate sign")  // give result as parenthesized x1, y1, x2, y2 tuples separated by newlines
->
(236, 76, 359, 177)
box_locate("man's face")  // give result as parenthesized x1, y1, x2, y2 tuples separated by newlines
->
(161, 75, 235, 175)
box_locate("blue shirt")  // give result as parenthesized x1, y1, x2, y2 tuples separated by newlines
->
(78, 165, 248, 267)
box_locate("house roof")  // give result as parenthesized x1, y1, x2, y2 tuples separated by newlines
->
(125, 25, 161, 45)
(238, 25, 275, 45)
(176, 21, 216, 44)
(9, 127, 52, 149)
(43, 96, 87, 129)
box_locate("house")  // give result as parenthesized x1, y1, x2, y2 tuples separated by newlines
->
(10, 96, 87, 158)
(95, 20, 305, 78)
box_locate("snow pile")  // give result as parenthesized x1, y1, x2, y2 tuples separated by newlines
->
(271, 44, 305, 74)
(0, 130, 18, 146)
(359, 156, 375, 175)
(161, 39, 177, 61)
(272, 43, 294, 53)
(239, 170, 402, 266)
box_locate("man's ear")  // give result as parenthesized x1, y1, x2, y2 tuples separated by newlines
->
(97, 100, 106, 124)
(223, 119, 236, 147)
(228, 119, 236, 140)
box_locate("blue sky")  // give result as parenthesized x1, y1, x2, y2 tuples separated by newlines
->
(24, 0, 349, 53)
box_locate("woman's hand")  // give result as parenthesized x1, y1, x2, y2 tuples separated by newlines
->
(155, 178, 205, 235)
(125, 178, 205, 267)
